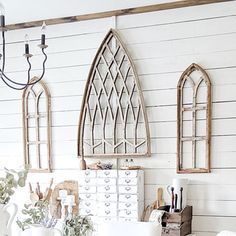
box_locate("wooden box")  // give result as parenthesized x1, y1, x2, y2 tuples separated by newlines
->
(161, 206, 192, 236)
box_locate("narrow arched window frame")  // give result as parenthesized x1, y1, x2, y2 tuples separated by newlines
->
(177, 63, 212, 173)
(22, 77, 52, 172)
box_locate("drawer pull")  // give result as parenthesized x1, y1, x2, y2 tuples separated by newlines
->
(105, 202, 110, 207)
(86, 209, 91, 214)
(105, 186, 110, 191)
(125, 179, 131, 184)
(85, 178, 90, 183)
(125, 195, 131, 199)
(126, 210, 131, 215)
(105, 210, 111, 215)
(104, 171, 110, 176)
(125, 187, 131, 191)
(125, 203, 131, 207)
(85, 202, 91, 207)
(85, 171, 90, 175)
(125, 218, 131, 222)
(105, 194, 110, 199)
(104, 178, 110, 183)
(86, 194, 91, 198)
(85, 186, 90, 191)
(125, 171, 131, 176)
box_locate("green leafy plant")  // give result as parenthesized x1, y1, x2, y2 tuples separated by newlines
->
(0, 167, 28, 204)
(63, 214, 93, 236)
(16, 200, 49, 231)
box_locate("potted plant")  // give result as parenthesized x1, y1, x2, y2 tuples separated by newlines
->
(0, 167, 28, 236)
(63, 214, 93, 236)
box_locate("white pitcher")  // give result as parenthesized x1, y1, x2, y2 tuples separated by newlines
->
(0, 203, 18, 236)
(30, 224, 63, 236)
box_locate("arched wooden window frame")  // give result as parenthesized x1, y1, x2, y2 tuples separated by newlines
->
(177, 63, 212, 173)
(22, 77, 52, 173)
(77, 29, 151, 159)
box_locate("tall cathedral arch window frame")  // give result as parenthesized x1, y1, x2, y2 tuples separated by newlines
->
(22, 77, 52, 172)
(177, 63, 212, 173)
(77, 29, 151, 158)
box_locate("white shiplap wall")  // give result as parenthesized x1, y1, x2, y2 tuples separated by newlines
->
(1, 1, 236, 235)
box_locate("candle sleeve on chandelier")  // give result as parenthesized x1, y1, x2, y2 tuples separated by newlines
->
(24, 34, 30, 54)
(41, 21, 46, 45)
(0, 3, 5, 27)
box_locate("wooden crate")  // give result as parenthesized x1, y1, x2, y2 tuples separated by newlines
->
(161, 206, 192, 236)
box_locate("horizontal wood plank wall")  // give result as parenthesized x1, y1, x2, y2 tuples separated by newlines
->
(0, 1, 236, 234)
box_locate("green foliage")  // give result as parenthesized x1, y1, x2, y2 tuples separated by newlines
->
(0, 166, 28, 204)
(63, 215, 93, 236)
(16, 200, 49, 231)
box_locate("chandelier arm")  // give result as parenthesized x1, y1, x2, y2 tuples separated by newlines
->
(1, 75, 28, 90)
(1, 47, 47, 88)
(1, 31, 6, 73)
(1, 56, 31, 87)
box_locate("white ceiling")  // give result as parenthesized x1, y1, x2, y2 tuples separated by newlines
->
(1, 0, 177, 24)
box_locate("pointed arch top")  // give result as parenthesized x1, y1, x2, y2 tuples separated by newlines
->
(177, 63, 211, 91)
(22, 77, 52, 173)
(177, 63, 212, 173)
(78, 29, 151, 158)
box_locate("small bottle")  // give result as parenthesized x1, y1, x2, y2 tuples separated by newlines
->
(124, 159, 129, 168)
(129, 159, 134, 167)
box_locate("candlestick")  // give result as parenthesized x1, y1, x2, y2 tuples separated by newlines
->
(41, 21, 46, 45)
(59, 189, 67, 199)
(0, 3, 5, 28)
(66, 195, 75, 205)
(24, 34, 30, 54)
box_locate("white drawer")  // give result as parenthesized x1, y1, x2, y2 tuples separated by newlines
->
(119, 217, 138, 222)
(119, 178, 138, 185)
(97, 177, 116, 185)
(80, 208, 96, 216)
(97, 193, 117, 201)
(79, 177, 97, 186)
(119, 170, 139, 178)
(97, 185, 117, 193)
(119, 185, 138, 194)
(98, 208, 117, 217)
(79, 170, 97, 178)
(79, 200, 97, 209)
(97, 170, 117, 178)
(79, 185, 96, 193)
(98, 201, 117, 210)
(98, 217, 117, 223)
(119, 209, 138, 218)
(119, 194, 138, 202)
(119, 202, 138, 210)
(79, 193, 97, 201)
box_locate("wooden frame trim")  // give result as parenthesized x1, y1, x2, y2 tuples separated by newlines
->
(6, 0, 233, 31)
(177, 63, 212, 174)
(77, 29, 151, 158)
(22, 77, 52, 173)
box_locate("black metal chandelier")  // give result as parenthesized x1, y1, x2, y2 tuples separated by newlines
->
(0, 3, 48, 90)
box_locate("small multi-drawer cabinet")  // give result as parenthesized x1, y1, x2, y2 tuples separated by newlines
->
(78, 169, 144, 226)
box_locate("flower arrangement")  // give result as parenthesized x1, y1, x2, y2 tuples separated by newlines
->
(16, 200, 57, 231)
(0, 167, 28, 205)
(17, 179, 57, 231)
(63, 214, 93, 236)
